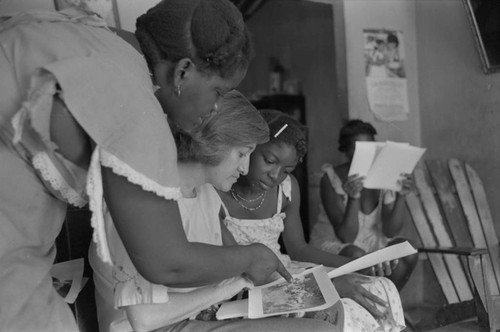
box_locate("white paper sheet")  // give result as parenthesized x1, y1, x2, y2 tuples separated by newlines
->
(51, 258, 87, 304)
(327, 241, 417, 279)
(348, 141, 425, 190)
(217, 265, 340, 320)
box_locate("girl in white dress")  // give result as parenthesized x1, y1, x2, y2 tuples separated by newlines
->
(219, 110, 406, 331)
(309, 119, 418, 291)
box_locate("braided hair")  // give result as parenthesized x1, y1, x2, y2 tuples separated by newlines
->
(337, 119, 377, 153)
(173, 90, 269, 166)
(135, 0, 253, 79)
(259, 109, 308, 162)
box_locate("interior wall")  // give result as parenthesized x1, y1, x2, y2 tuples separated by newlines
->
(240, 0, 344, 227)
(342, 0, 421, 146)
(415, 0, 500, 236)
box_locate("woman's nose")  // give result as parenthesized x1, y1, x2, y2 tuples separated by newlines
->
(269, 166, 281, 180)
(238, 156, 249, 175)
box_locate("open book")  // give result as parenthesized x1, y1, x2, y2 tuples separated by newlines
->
(348, 141, 426, 191)
(217, 242, 417, 320)
(217, 265, 339, 320)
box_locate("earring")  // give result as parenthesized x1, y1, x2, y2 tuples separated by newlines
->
(174, 85, 181, 97)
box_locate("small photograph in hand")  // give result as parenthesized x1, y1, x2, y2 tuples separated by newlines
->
(248, 265, 339, 318)
(262, 273, 325, 314)
(52, 277, 73, 299)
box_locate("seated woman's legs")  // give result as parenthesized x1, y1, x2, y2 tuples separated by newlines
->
(158, 317, 339, 332)
(339, 244, 366, 259)
(387, 238, 418, 290)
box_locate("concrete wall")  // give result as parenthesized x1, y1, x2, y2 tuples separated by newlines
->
(342, 0, 421, 146)
(415, 0, 500, 237)
(240, 0, 345, 229)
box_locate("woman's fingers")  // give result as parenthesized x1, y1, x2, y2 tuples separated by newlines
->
(276, 261, 292, 283)
(356, 287, 388, 319)
(390, 259, 399, 270)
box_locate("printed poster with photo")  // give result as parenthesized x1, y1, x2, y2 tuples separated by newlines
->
(248, 265, 339, 318)
(363, 29, 409, 122)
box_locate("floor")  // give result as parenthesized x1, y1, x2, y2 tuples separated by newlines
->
(426, 319, 480, 332)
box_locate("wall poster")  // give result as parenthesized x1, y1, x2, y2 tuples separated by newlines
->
(363, 29, 409, 122)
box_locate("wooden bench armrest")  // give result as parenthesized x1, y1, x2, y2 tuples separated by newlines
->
(417, 246, 488, 256)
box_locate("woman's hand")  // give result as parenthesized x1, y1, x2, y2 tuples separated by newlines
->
(333, 274, 388, 319)
(361, 259, 399, 277)
(243, 243, 292, 286)
(397, 173, 414, 196)
(342, 174, 365, 199)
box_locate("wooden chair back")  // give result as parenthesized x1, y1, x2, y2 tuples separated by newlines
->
(406, 158, 500, 331)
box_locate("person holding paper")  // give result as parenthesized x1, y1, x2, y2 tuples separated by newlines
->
(219, 111, 406, 332)
(89, 91, 337, 332)
(310, 119, 418, 291)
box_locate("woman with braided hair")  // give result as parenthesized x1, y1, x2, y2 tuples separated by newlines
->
(0, 1, 291, 331)
(90, 90, 338, 332)
(218, 110, 406, 331)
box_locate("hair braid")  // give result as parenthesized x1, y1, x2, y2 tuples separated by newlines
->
(135, 0, 252, 79)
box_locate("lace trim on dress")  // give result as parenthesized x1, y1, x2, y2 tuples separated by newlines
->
(32, 152, 87, 207)
(10, 72, 88, 207)
(100, 150, 182, 201)
(87, 148, 182, 264)
(87, 148, 111, 263)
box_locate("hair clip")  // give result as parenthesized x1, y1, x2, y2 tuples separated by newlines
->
(274, 124, 288, 138)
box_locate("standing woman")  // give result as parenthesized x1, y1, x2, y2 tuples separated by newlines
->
(0, 1, 287, 331)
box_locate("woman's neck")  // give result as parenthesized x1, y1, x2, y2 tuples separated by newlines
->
(232, 178, 266, 198)
(178, 162, 206, 198)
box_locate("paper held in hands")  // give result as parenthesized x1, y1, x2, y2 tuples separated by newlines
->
(216, 242, 417, 320)
(327, 241, 418, 279)
(348, 141, 426, 191)
(216, 265, 340, 320)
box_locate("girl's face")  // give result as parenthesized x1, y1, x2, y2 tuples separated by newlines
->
(245, 142, 299, 192)
(158, 67, 246, 131)
(207, 144, 256, 192)
(345, 133, 375, 160)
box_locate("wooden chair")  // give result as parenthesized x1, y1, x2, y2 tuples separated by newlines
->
(405, 158, 500, 331)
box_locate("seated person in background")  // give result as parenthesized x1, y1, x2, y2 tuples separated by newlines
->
(309, 119, 418, 291)
(218, 110, 406, 332)
(89, 91, 337, 332)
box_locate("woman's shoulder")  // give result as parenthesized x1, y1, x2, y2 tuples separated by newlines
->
(333, 163, 349, 177)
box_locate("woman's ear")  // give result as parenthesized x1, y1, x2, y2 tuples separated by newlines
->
(173, 58, 196, 88)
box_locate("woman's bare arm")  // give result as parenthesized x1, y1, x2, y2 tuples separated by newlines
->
(50, 99, 291, 287)
(282, 176, 352, 268)
(320, 173, 360, 242)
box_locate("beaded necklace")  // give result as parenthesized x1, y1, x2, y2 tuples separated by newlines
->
(230, 189, 267, 211)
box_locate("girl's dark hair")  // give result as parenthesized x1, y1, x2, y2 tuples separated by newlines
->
(173, 90, 269, 166)
(259, 109, 308, 161)
(135, 0, 253, 79)
(337, 119, 377, 153)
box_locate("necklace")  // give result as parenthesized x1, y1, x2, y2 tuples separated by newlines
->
(230, 189, 267, 211)
(230, 189, 265, 202)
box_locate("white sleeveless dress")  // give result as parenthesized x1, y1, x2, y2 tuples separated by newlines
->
(223, 176, 405, 331)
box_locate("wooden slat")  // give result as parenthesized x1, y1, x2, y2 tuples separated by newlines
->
(412, 165, 473, 302)
(406, 191, 460, 304)
(448, 159, 499, 300)
(461, 161, 500, 296)
(426, 160, 472, 247)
